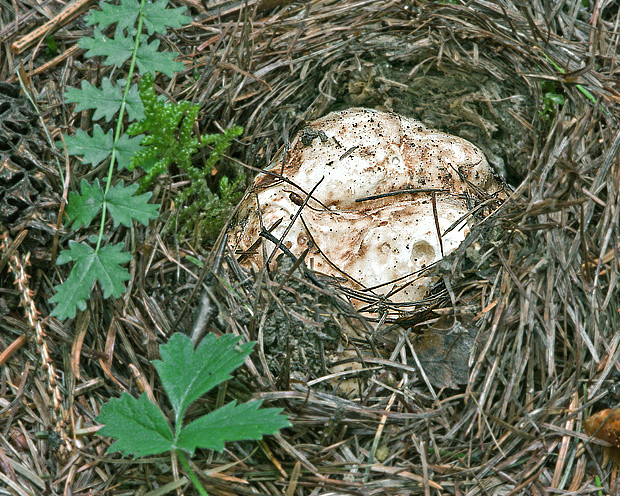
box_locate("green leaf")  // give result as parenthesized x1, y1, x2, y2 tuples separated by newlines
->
(177, 400, 291, 454)
(124, 83, 145, 122)
(114, 133, 144, 169)
(86, 0, 140, 34)
(153, 333, 254, 422)
(97, 392, 174, 457)
(142, 0, 191, 35)
(50, 242, 132, 319)
(45, 35, 58, 55)
(60, 127, 143, 169)
(65, 179, 157, 229)
(62, 125, 113, 166)
(63, 79, 143, 123)
(67, 179, 104, 230)
(136, 39, 184, 76)
(64, 79, 122, 122)
(545, 92, 565, 106)
(80, 29, 134, 67)
(106, 181, 159, 227)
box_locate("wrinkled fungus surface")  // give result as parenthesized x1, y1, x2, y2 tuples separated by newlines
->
(229, 108, 504, 305)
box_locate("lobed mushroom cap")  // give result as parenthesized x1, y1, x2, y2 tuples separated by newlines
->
(229, 108, 504, 307)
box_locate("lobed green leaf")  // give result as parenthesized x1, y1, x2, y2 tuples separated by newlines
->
(59, 127, 143, 170)
(80, 28, 134, 67)
(66, 179, 105, 230)
(114, 133, 144, 169)
(142, 0, 191, 35)
(136, 39, 184, 76)
(97, 392, 174, 457)
(66, 178, 157, 230)
(177, 400, 291, 454)
(50, 242, 132, 319)
(62, 125, 113, 166)
(86, 0, 140, 33)
(123, 83, 146, 122)
(64, 78, 123, 122)
(106, 181, 159, 227)
(63, 78, 144, 123)
(152, 333, 254, 423)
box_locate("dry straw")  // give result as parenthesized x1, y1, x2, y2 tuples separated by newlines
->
(1, 0, 619, 494)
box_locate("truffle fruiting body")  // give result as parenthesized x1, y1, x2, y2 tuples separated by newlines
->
(229, 108, 504, 306)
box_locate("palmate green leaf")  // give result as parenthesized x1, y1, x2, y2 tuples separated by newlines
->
(177, 400, 291, 454)
(142, 0, 191, 35)
(50, 242, 132, 320)
(106, 181, 159, 227)
(153, 333, 255, 422)
(97, 392, 174, 457)
(136, 39, 184, 76)
(80, 28, 134, 67)
(67, 179, 104, 230)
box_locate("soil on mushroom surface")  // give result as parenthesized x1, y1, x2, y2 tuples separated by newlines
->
(1, 1, 620, 495)
(336, 55, 530, 184)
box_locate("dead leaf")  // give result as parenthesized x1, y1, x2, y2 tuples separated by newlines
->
(584, 409, 620, 447)
(414, 318, 476, 389)
(584, 409, 620, 466)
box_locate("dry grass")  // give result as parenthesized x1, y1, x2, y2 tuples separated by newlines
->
(1, 0, 620, 495)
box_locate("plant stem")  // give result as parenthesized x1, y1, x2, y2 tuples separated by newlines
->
(96, 0, 147, 252)
(176, 449, 209, 496)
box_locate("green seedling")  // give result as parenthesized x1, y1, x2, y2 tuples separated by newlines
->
(50, 0, 188, 319)
(50, 0, 243, 319)
(539, 80, 565, 121)
(535, 46, 607, 116)
(125, 73, 244, 243)
(45, 35, 58, 56)
(97, 332, 290, 496)
(595, 475, 603, 496)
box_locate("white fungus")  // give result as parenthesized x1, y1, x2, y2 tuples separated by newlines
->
(229, 108, 504, 306)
